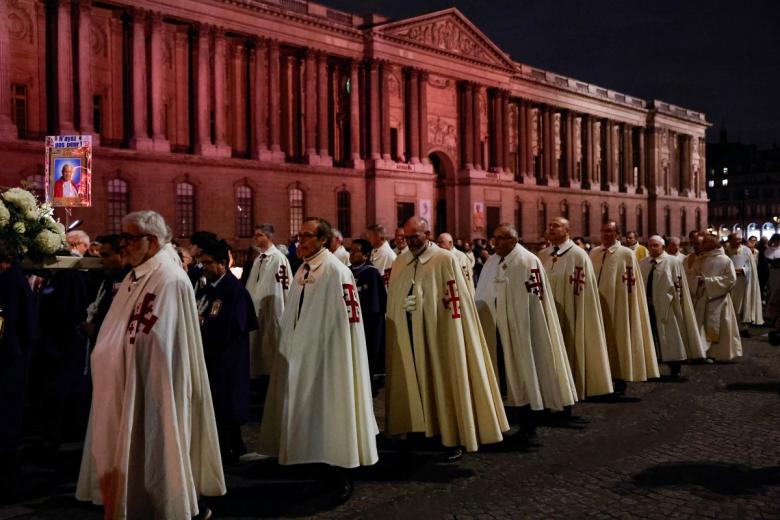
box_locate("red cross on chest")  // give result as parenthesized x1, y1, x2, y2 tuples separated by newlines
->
(342, 283, 360, 323)
(525, 268, 545, 300)
(622, 266, 637, 293)
(569, 266, 586, 295)
(275, 265, 289, 290)
(127, 292, 159, 345)
(442, 279, 461, 319)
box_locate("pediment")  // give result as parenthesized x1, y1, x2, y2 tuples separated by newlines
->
(375, 8, 516, 71)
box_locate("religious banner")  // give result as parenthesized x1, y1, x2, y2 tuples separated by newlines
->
(45, 135, 93, 207)
(472, 202, 485, 232)
(419, 199, 432, 225)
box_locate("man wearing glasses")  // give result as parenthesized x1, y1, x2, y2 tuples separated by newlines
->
(260, 217, 378, 505)
(76, 210, 225, 520)
(385, 216, 508, 462)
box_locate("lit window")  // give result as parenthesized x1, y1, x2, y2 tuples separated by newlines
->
(107, 179, 129, 233)
(175, 182, 196, 238)
(235, 185, 253, 238)
(722, 167, 728, 175)
(708, 180, 714, 187)
(721, 179, 728, 186)
(289, 187, 304, 236)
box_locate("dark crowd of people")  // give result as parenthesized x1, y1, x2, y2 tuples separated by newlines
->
(1, 210, 779, 519)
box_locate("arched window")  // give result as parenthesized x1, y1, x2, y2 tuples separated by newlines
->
(636, 206, 644, 238)
(664, 206, 671, 237)
(107, 179, 129, 233)
(619, 204, 627, 235)
(582, 202, 591, 237)
(601, 202, 609, 224)
(175, 182, 196, 238)
(560, 199, 569, 220)
(537, 199, 547, 239)
(289, 186, 305, 236)
(680, 207, 687, 237)
(337, 190, 351, 237)
(235, 185, 253, 238)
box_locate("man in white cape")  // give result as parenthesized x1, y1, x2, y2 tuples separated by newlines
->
(330, 229, 351, 266)
(245, 224, 291, 377)
(475, 224, 577, 425)
(385, 217, 508, 459)
(687, 233, 743, 361)
(76, 211, 225, 520)
(367, 224, 396, 286)
(725, 233, 764, 334)
(590, 221, 660, 391)
(538, 217, 613, 398)
(260, 217, 378, 503)
(639, 236, 706, 378)
(437, 232, 475, 295)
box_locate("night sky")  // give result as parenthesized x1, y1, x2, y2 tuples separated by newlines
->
(326, 0, 780, 147)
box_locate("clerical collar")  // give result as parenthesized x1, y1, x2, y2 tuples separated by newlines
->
(209, 272, 227, 288)
(131, 248, 165, 282)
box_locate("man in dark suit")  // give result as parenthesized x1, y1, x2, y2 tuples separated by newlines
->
(196, 240, 258, 462)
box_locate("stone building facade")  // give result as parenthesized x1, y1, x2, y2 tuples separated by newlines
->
(0, 0, 709, 247)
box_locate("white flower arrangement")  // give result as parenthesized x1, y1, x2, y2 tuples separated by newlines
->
(0, 187, 67, 260)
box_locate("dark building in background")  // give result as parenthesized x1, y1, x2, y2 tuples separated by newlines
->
(706, 127, 780, 240)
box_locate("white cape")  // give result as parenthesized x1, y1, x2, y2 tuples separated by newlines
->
(76, 250, 225, 520)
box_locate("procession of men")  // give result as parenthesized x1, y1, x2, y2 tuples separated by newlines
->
(5, 206, 780, 519)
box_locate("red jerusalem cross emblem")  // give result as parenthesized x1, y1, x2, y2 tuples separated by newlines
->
(442, 279, 461, 319)
(127, 293, 159, 345)
(622, 266, 637, 293)
(275, 265, 289, 290)
(569, 266, 586, 295)
(525, 268, 545, 300)
(342, 284, 360, 323)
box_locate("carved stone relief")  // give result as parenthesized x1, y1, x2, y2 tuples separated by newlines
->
(8, 1, 34, 44)
(530, 108, 539, 156)
(428, 116, 457, 153)
(554, 113, 561, 160)
(392, 19, 495, 66)
(574, 117, 582, 162)
(427, 75, 451, 89)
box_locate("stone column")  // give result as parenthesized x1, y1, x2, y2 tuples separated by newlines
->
(462, 82, 474, 170)
(212, 28, 230, 156)
(268, 40, 283, 159)
(473, 85, 482, 169)
(0, 0, 17, 139)
(517, 100, 527, 179)
(380, 62, 391, 161)
(251, 38, 269, 159)
(193, 23, 215, 155)
(128, 8, 151, 149)
(317, 52, 331, 165)
(368, 61, 380, 161)
(602, 119, 613, 190)
(545, 107, 559, 186)
(148, 11, 169, 151)
(636, 127, 645, 193)
(303, 49, 317, 161)
(501, 90, 510, 174)
(581, 114, 591, 189)
(57, 0, 77, 134)
(407, 69, 420, 164)
(564, 111, 575, 188)
(76, 0, 98, 143)
(348, 60, 363, 168)
(418, 71, 429, 164)
(623, 125, 634, 193)
(524, 102, 534, 182)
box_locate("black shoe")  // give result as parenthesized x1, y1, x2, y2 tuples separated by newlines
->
(739, 330, 750, 338)
(332, 477, 353, 506)
(613, 380, 627, 396)
(445, 446, 464, 462)
(192, 507, 212, 520)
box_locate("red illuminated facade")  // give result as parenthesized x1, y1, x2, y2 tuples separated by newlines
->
(0, 0, 709, 246)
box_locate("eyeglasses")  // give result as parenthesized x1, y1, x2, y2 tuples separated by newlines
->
(493, 236, 514, 241)
(297, 232, 318, 241)
(119, 233, 152, 244)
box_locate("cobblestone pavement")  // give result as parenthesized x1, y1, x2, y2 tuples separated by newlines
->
(2, 328, 779, 519)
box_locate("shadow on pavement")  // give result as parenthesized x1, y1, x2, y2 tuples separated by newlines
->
(725, 381, 780, 394)
(632, 462, 780, 495)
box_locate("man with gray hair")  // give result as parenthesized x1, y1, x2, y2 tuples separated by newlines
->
(76, 210, 225, 519)
(437, 232, 474, 294)
(245, 223, 291, 378)
(66, 230, 90, 257)
(667, 236, 685, 259)
(366, 224, 396, 287)
(329, 229, 350, 266)
(639, 235, 706, 379)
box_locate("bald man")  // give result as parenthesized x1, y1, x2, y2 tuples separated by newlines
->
(590, 221, 659, 393)
(437, 232, 474, 294)
(385, 217, 508, 459)
(624, 231, 648, 261)
(538, 217, 613, 398)
(639, 235, 706, 379)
